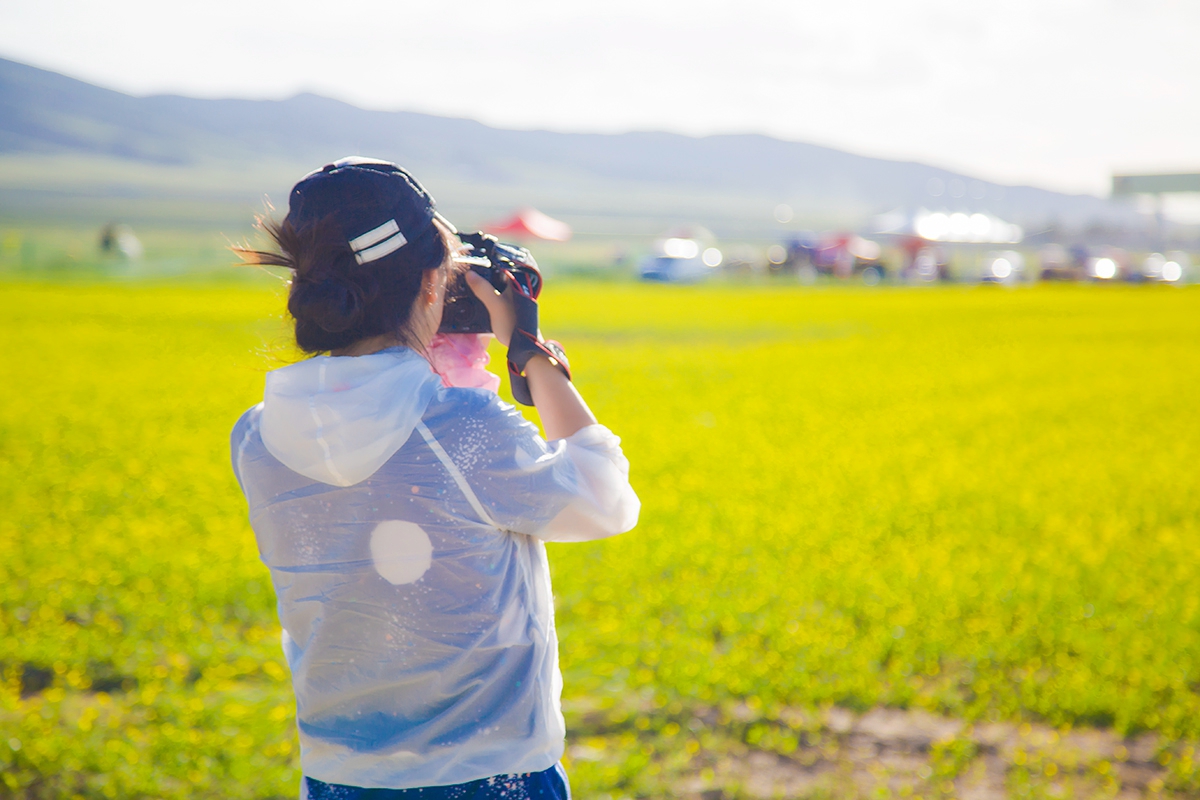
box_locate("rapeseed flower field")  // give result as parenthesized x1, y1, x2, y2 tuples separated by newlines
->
(2, 280, 1198, 798)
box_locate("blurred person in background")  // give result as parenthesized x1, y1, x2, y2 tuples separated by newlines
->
(231, 158, 639, 800)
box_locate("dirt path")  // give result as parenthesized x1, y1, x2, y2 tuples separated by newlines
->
(565, 701, 1188, 799)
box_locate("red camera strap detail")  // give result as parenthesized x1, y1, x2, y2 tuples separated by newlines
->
(507, 267, 542, 301)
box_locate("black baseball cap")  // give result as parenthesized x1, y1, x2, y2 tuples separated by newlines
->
(285, 157, 456, 265)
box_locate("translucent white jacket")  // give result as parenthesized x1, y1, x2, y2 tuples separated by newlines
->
(231, 347, 639, 788)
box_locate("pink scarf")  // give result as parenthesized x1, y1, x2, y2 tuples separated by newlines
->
(427, 333, 501, 393)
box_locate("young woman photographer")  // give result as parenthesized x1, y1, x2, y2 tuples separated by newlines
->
(231, 158, 640, 799)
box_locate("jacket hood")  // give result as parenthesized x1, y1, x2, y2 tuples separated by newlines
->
(259, 348, 442, 486)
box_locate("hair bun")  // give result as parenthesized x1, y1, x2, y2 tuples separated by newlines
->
(288, 277, 364, 333)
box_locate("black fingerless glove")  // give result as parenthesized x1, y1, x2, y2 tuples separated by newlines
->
(506, 290, 571, 406)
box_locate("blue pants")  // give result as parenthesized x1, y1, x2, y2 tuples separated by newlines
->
(303, 764, 570, 800)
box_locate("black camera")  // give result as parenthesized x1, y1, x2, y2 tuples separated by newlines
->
(438, 232, 543, 334)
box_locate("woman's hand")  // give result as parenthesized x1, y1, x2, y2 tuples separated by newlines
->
(465, 269, 596, 439)
(466, 271, 516, 347)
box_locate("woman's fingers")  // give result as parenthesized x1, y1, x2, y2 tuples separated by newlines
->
(465, 271, 516, 347)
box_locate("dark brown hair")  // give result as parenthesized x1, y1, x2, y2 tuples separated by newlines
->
(236, 216, 457, 354)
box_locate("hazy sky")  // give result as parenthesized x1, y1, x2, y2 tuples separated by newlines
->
(2, 0, 1198, 197)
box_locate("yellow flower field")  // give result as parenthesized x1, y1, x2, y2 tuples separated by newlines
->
(2, 280, 1198, 798)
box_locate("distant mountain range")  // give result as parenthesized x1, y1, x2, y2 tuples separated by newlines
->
(0, 56, 1134, 236)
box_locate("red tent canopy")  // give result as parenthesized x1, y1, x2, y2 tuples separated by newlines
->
(483, 208, 572, 242)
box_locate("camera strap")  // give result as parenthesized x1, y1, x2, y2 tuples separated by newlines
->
(506, 291, 571, 406)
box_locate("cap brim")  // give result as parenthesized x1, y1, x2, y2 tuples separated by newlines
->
(433, 210, 458, 235)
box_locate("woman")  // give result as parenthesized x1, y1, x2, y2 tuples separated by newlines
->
(231, 158, 640, 799)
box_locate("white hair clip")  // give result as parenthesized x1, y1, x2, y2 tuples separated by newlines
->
(350, 219, 407, 264)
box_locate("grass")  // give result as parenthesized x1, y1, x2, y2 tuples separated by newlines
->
(2, 279, 1199, 798)
(0, 222, 641, 283)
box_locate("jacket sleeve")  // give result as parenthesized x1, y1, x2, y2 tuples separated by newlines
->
(440, 394, 640, 541)
(534, 424, 641, 542)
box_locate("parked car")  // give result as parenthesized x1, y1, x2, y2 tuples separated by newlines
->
(1140, 252, 1190, 283)
(775, 232, 885, 284)
(980, 250, 1024, 284)
(640, 227, 722, 282)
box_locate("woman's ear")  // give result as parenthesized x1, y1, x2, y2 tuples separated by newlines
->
(421, 269, 440, 305)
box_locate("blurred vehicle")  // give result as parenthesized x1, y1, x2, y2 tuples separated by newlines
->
(901, 243, 950, 283)
(1140, 251, 1190, 283)
(1038, 244, 1085, 281)
(768, 233, 818, 281)
(1165, 251, 1191, 283)
(980, 250, 1024, 284)
(774, 232, 884, 284)
(1086, 248, 1130, 282)
(816, 233, 884, 282)
(640, 226, 721, 282)
(723, 244, 765, 277)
